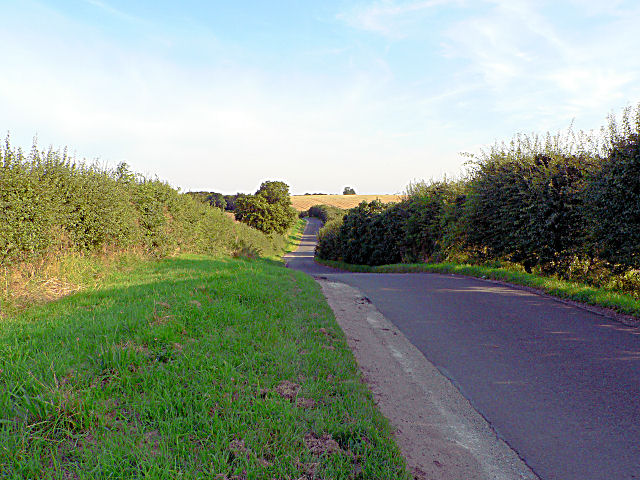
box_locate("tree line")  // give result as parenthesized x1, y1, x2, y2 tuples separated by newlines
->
(187, 181, 298, 235)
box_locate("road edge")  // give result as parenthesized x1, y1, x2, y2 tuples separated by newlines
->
(316, 278, 540, 480)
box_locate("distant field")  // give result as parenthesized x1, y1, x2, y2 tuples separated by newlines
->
(290, 194, 403, 211)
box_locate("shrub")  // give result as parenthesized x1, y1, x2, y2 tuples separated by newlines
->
(314, 103, 640, 297)
(463, 132, 601, 274)
(316, 200, 404, 266)
(315, 218, 343, 260)
(402, 180, 466, 262)
(306, 204, 345, 224)
(314, 182, 465, 266)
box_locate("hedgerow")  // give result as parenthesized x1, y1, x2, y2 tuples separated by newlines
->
(0, 138, 287, 267)
(315, 103, 640, 294)
(305, 204, 345, 223)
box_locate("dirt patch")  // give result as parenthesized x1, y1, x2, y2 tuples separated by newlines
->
(275, 380, 300, 400)
(295, 397, 317, 409)
(303, 432, 341, 456)
(316, 279, 539, 480)
(142, 430, 161, 456)
(229, 439, 250, 460)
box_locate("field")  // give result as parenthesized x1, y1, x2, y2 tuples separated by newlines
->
(290, 195, 403, 212)
(0, 253, 408, 479)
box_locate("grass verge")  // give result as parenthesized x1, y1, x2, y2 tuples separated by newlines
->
(0, 254, 408, 479)
(1, 220, 305, 319)
(316, 258, 640, 319)
(282, 218, 306, 255)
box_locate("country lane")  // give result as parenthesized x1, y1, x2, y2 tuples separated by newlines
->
(285, 217, 640, 480)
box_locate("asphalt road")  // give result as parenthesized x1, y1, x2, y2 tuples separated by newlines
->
(285, 218, 640, 480)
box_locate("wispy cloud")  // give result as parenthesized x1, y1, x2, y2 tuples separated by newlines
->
(337, 0, 464, 37)
(440, 1, 640, 128)
(82, 0, 141, 23)
(2, 1, 640, 194)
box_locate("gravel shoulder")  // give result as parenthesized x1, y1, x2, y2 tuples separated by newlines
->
(316, 279, 539, 480)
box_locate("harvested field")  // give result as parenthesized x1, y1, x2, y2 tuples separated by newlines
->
(290, 194, 403, 212)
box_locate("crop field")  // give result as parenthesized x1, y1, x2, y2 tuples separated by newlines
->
(290, 195, 403, 212)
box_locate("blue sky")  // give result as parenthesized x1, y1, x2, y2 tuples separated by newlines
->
(2, 0, 639, 194)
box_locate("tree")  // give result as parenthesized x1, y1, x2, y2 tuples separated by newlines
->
(206, 192, 226, 210)
(256, 181, 291, 204)
(234, 181, 297, 234)
(343, 186, 356, 195)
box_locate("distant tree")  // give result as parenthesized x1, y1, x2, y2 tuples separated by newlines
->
(343, 186, 356, 195)
(223, 194, 240, 211)
(235, 181, 297, 234)
(206, 192, 226, 210)
(185, 191, 227, 210)
(256, 181, 291, 204)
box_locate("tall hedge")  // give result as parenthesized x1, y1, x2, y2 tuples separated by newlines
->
(586, 132, 640, 269)
(0, 139, 288, 265)
(306, 204, 345, 224)
(464, 151, 597, 274)
(315, 104, 640, 285)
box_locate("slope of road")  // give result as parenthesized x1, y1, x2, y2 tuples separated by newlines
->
(285, 218, 640, 480)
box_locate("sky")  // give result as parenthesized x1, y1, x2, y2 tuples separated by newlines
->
(1, 0, 639, 195)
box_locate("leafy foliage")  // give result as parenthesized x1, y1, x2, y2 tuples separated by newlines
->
(316, 200, 404, 266)
(586, 131, 640, 268)
(316, 103, 640, 293)
(315, 182, 465, 266)
(343, 186, 356, 195)
(306, 204, 345, 224)
(0, 139, 290, 266)
(234, 181, 298, 235)
(464, 152, 596, 274)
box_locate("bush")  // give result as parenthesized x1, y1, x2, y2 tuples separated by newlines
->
(306, 204, 345, 224)
(314, 103, 640, 292)
(402, 180, 466, 262)
(316, 200, 404, 265)
(314, 181, 465, 266)
(462, 128, 603, 275)
(315, 218, 343, 260)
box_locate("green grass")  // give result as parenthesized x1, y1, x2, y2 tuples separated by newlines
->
(0, 254, 408, 479)
(281, 218, 306, 255)
(316, 258, 640, 318)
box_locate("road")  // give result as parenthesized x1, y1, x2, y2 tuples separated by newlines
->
(285, 218, 640, 480)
